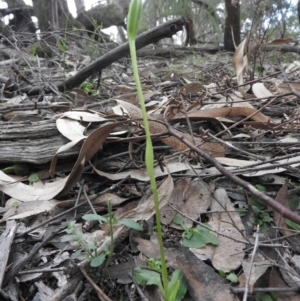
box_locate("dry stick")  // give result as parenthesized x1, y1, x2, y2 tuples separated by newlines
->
(18, 17, 186, 96)
(214, 95, 279, 138)
(80, 266, 114, 301)
(207, 132, 265, 161)
(163, 108, 300, 224)
(128, 272, 149, 301)
(226, 152, 300, 174)
(232, 287, 300, 294)
(243, 225, 260, 301)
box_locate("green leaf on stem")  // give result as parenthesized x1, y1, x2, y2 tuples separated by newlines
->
(182, 226, 219, 248)
(82, 214, 107, 222)
(118, 219, 143, 231)
(133, 267, 164, 296)
(168, 270, 187, 301)
(91, 253, 107, 267)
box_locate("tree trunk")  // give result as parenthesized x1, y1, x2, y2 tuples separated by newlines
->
(5, 0, 36, 34)
(117, 26, 127, 43)
(31, 0, 79, 44)
(76, 0, 130, 30)
(74, 0, 85, 14)
(224, 0, 240, 51)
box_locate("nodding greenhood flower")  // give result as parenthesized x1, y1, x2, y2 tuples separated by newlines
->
(127, 0, 142, 39)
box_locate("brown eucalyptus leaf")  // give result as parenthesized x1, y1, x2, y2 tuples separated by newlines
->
(180, 82, 206, 96)
(116, 173, 174, 221)
(192, 188, 245, 272)
(115, 100, 225, 157)
(232, 36, 253, 98)
(160, 177, 213, 228)
(173, 106, 272, 124)
(268, 38, 293, 45)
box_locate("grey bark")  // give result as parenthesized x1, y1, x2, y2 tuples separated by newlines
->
(76, 0, 130, 30)
(31, 0, 79, 44)
(3, 0, 36, 35)
(74, 0, 85, 14)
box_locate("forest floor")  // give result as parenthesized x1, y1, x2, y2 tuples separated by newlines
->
(0, 33, 300, 301)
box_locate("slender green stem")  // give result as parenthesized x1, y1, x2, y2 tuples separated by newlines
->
(104, 201, 114, 270)
(129, 39, 169, 300)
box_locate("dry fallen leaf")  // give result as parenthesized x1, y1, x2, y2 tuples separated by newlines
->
(160, 177, 212, 228)
(242, 257, 272, 292)
(252, 83, 274, 100)
(0, 199, 60, 222)
(232, 36, 252, 98)
(91, 161, 202, 181)
(173, 106, 272, 124)
(268, 38, 293, 45)
(115, 99, 225, 157)
(192, 188, 245, 272)
(116, 173, 174, 221)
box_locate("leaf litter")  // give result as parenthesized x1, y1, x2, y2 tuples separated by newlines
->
(0, 33, 300, 301)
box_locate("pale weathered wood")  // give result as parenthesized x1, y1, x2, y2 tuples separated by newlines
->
(0, 120, 79, 164)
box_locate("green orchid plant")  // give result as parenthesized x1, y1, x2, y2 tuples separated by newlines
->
(127, 1, 184, 300)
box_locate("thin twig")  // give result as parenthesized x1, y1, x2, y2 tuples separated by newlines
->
(163, 107, 300, 224)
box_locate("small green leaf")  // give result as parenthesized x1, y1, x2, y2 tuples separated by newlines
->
(82, 214, 106, 222)
(12, 201, 20, 207)
(87, 244, 97, 250)
(133, 267, 164, 295)
(286, 219, 300, 231)
(255, 292, 276, 301)
(196, 225, 219, 244)
(31, 43, 38, 56)
(90, 253, 106, 267)
(172, 215, 185, 228)
(252, 206, 260, 215)
(29, 173, 39, 183)
(288, 195, 299, 211)
(183, 228, 193, 240)
(80, 82, 94, 94)
(146, 258, 161, 272)
(182, 226, 219, 248)
(219, 270, 226, 278)
(249, 197, 265, 209)
(61, 235, 75, 242)
(68, 220, 76, 228)
(2, 164, 29, 175)
(57, 40, 66, 52)
(72, 249, 82, 258)
(169, 280, 179, 301)
(259, 223, 270, 234)
(65, 228, 73, 234)
(255, 184, 266, 192)
(75, 232, 83, 241)
(262, 214, 273, 223)
(168, 270, 187, 301)
(118, 219, 143, 231)
(226, 272, 238, 283)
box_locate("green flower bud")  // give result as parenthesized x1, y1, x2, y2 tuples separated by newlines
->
(127, 0, 142, 40)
